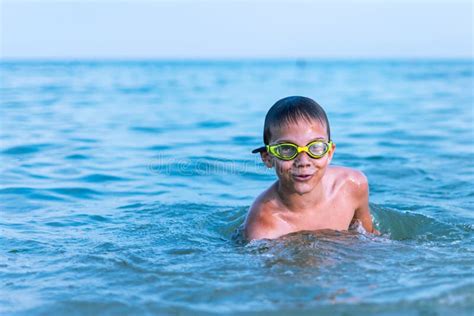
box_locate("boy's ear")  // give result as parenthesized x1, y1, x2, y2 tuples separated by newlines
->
(260, 151, 273, 168)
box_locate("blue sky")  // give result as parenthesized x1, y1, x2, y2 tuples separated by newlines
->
(1, 0, 472, 59)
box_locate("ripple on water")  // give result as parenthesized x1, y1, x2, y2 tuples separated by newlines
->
(68, 137, 99, 144)
(231, 135, 255, 144)
(196, 120, 233, 128)
(49, 187, 102, 199)
(2, 143, 54, 155)
(44, 214, 111, 227)
(147, 144, 173, 151)
(0, 187, 67, 202)
(371, 204, 473, 242)
(64, 154, 90, 160)
(78, 173, 127, 183)
(130, 126, 165, 134)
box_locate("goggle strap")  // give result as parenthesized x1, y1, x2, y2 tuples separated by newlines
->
(251, 146, 267, 153)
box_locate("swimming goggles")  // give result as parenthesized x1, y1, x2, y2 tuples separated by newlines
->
(252, 140, 333, 161)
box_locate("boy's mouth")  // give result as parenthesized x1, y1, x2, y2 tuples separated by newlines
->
(292, 174, 313, 181)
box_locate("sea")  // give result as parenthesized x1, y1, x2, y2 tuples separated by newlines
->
(1, 59, 473, 315)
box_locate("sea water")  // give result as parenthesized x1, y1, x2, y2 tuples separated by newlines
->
(1, 60, 473, 315)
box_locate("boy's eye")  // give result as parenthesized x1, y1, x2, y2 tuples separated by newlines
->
(276, 145, 297, 157)
(308, 142, 327, 155)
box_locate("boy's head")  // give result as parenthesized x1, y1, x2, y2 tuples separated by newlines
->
(253, 96, 331, 150)
(253, 96, 335, 194)
(264, 96, 330, 144)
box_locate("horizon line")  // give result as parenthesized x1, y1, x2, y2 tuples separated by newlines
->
(1, 56, 473, 62)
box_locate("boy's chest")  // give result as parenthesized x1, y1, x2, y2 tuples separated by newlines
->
(278, 196, 355, 232)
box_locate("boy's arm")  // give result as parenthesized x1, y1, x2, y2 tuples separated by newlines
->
(244, 205, 283, 241)
(351, 171, 380, 235)
(245, 221, 275, 241)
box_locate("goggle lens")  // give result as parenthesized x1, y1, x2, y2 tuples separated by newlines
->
(275, 144, 297, 159)
(308, 142, 329, 157)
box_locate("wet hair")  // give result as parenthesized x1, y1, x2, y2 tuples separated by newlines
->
(263, 96, 331, 145)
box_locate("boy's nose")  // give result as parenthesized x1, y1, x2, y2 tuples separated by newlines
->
(294, 152, 311, 167)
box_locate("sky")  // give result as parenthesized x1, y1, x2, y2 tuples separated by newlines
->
(1, 0, 472, 59)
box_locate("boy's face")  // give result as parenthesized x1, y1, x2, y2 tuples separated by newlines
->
(261, 119, 335, 195)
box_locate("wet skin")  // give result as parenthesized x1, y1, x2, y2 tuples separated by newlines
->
(244, 119, 379, 241)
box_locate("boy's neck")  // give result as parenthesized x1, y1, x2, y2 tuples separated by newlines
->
(275, 180, 326, 212)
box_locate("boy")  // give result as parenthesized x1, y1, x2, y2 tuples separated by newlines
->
(244, 96, 379, 241)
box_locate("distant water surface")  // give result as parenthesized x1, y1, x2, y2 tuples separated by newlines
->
(1, 60, 473, 315)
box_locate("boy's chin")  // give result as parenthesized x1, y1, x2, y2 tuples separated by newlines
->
(291, 182, 315, 195)
(278, 177, 317, 195)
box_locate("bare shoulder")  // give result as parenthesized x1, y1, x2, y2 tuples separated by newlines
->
(328, 166, 368, 196)
(243, 186, 286, 241)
